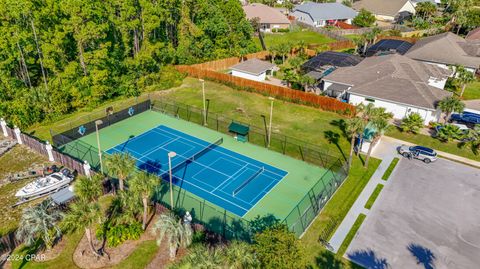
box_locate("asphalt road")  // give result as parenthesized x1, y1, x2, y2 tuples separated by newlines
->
(346, 158, 480, 269)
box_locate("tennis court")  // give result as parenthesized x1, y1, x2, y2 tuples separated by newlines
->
(106, 125, 288, 217)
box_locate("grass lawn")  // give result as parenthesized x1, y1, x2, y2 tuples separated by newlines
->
(256, 30, 335, 49)
(386, 127, 480, 162)
(163, 77, 350, 156)
(336, 214, 366, 257)
(364, 184, 384, 210)
(0, 146, 49, 236)
(344, 34, 361, 40)
(381, 157, 399, 181)
(462, 80, 480, 100)
(300, 155, 381, 269)
(112, 240, 159, 269)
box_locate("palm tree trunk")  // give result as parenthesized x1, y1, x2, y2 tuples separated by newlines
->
(364, 136, 379, 168)
(169, 245, 177, 260)
(460, 84, 466, 97)
(30, 19, 49, 92)
(85, 228, 100, 257)
(348, 134, 356, 170)
(119, 177, 124, 191)
(142, 196, 148, 230)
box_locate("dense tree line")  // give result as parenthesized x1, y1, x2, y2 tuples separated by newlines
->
(0, 0, 257, 128)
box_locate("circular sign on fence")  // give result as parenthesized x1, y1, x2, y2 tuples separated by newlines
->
(78, 125, 86, 136)
(128, 107, 135, 116)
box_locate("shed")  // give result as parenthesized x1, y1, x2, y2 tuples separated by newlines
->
(50, 187, 75, 205)
(230, 59, 277, 82)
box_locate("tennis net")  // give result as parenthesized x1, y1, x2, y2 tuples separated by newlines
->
(170, 138, 224, 173)
(233, 166, 265, 196)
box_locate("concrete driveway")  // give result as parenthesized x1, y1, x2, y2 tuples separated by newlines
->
(346, 158, 480, 269)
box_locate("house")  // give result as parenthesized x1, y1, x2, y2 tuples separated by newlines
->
(243, 3, 291, 32)
(302, 51, 363, 94)
(405, 32, 480, 73)
(322, 54, 453, 125)
(230, 59, 277, 82)
(352, 0, 416, 22)
(292, 2, 357, 27)
(466, 27, 480, 41)
(365, 39, 414, 57)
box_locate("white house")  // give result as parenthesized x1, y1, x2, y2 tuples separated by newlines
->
(230, 59, 277, 82)
(353, 0, 416, 22)
(322, 54, 453, 125)
(405, 32, 480, 74)
(292, 2, 357, 27)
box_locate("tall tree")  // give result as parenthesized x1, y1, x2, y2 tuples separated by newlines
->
(105, 152, 136, 191)
(455, 66, 475, 97)
(438, 96, 465, 123)
(129, 171, 160, 230)
(63, 200, 103, 257)
(75, 174, 103, 202)
(346, 117, 365, 170)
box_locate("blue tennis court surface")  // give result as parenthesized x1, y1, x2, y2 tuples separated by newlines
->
(105, 125, 288, 217)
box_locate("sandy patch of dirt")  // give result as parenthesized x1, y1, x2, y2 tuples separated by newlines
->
(73, 220, 157, 269)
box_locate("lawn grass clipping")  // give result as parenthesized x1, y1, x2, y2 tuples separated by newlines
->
(381, 158, 399, 181)
(301, 155, 380, 269)
(336, 213, 367, 257)
(364, 184, 384, 210)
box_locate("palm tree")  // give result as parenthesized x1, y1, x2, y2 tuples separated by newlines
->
(456, 66, 475, 97)
(16, 201, 63, 250)
(268, 45, 278, 63)
(105, 152, 136, 191)
(436, 124, 464, 142)
(300, 75, 316, 92)
(152, 213, 192, 260)
(277, 42, 291, 63)
(129, 171, 160, 230)
(109, 191, 142, 225)
(75, 174, 103, 202)
(63, 200, 103, 257)
(364, 117, 390, 168)
(346, 117, 365, 170)
(400, 113, 424, 134)
(438, 96, 465, 123)
(462, 126, 480, 155)
(224, 241, 258, 269)
(296, 40, 307, 56)
(361, 28, 380, 55)
(182, 245, 224, 268)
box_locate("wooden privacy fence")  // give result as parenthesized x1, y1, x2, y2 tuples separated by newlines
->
(176, 65, 355, 116)
(377, 35, 418, 44)
(191, 51, 270, 71)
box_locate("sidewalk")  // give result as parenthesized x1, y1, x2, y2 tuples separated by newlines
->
(328, 137, 402, 253)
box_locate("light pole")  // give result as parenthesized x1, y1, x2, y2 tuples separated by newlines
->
(95, 120, 104, 174)
(268, 97, 274, 147)
(168, 151, 177, 209)
(200, 79, 207, 126)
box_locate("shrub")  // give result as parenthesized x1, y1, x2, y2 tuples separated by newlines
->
(400, 113, 424, 134)
(352, 9, 376, 27)
(96, 222, 143, 247)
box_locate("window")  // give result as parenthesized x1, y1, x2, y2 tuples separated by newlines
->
(365, 98, 375, 103)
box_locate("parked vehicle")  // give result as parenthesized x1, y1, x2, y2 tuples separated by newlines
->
(450, 112, 480, 126)
(397, 145, 437, 163)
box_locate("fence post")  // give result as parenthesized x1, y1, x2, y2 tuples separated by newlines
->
(45, 141, 54, 162)
(83, 160, 91, 178)
(0, 118, 7, 137)
(13, 126, 22, 144)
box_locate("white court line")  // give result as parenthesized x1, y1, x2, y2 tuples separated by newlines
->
(138, 136, 179, 158)
(157, 126, 287, 178)
(104, 125, 166, 152)
(212, 163, 249, 192)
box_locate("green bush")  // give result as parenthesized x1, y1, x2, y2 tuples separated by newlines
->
(400, 113, 424, 134)
(96, 222, 143, 247)
(352, 9, 376, 27)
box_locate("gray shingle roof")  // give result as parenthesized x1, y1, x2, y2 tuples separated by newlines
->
(230, 59, 276, 75)
(293, 2, 357, 21)
(323, 54, 452, 110)
(353, 0, 411, 17)
(405, 32, 480, 69)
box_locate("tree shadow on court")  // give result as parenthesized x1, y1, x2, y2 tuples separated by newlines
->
(138, 160, 163, 174)
(347, 248, 390, 269)
(248, 214, 280, 235)
(407, 243, 436, 269)
(324, 130, 347, 161)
